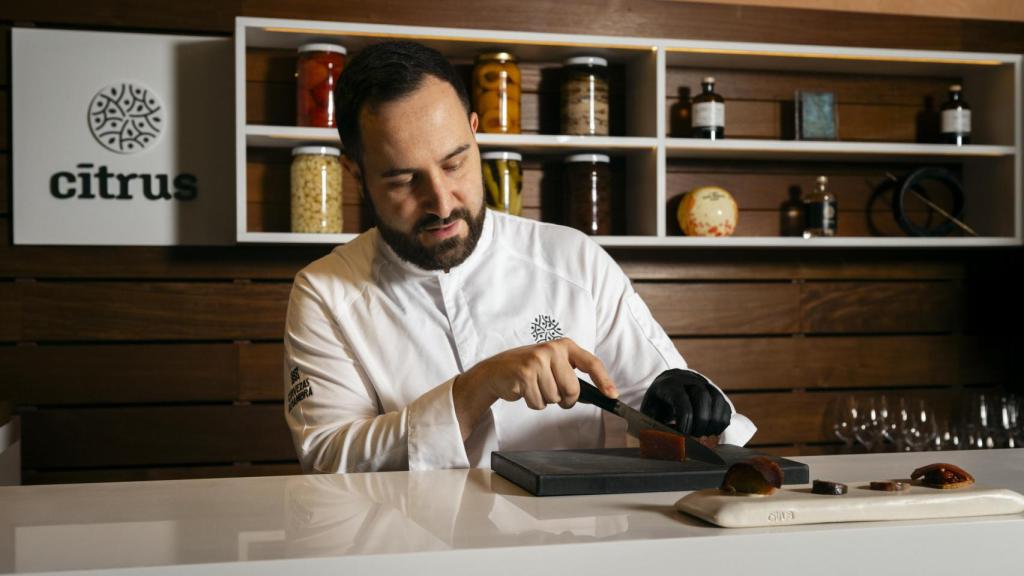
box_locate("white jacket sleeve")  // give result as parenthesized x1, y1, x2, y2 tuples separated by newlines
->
(588, 242, 757, 447)
(284, 271, 470, 473)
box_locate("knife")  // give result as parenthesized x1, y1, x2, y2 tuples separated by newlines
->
(576, 378, 727, 465)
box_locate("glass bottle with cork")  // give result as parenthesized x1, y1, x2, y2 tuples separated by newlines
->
(940, 84, 971, 145)
(802, 175, 837, 238)
(691, 76, 725, 139)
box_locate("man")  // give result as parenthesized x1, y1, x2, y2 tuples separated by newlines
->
(284, 41, 756, 473)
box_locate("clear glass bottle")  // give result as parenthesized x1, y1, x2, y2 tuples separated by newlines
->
(291, 145, 343, 233)
(940, 84, 971, 145)
(803, 175, 837, 238)
(691, 76, 725, 139)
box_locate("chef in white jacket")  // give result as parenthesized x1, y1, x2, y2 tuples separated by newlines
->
(284, 40, 756, 474)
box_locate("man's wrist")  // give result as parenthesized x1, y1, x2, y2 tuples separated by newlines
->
(451, 369, 499, 441)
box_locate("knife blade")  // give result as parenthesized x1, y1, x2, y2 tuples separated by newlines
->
(576, 378, 727, 465)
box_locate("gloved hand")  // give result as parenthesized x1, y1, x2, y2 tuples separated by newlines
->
(641, 368, 732, 436)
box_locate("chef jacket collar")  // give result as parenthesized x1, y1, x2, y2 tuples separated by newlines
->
(375, 208, 495, 280)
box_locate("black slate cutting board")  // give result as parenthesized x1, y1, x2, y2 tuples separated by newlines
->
(491, 444, 809, 496)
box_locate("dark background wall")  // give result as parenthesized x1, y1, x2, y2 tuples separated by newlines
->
(1, 0, 1021, 484)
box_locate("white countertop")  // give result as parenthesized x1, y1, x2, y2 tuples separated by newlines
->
(1, 449, 1022, 575)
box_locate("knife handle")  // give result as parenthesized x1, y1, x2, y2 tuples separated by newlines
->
(576, 378, 619, 412)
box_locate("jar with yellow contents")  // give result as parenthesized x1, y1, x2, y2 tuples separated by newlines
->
(481, 151, 523, 215)
(290, 145, 343, 233)
(473, 52, 521, 134)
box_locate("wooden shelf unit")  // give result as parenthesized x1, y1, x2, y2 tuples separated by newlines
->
(236, 17, 1022, 248)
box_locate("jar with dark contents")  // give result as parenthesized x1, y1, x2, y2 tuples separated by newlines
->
(473, 52, 521, 134)
(561, 56, 609, 136)
(565, 153, 612, 235)
(295, 43, 347, 127)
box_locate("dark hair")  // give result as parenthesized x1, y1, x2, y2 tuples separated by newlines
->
(335, 40, 471, 166)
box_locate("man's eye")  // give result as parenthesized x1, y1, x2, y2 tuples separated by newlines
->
(387, 177, 414, 188)
(444, 160, 464, 172)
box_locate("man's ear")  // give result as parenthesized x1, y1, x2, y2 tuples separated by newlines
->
(469, 111, 479, 134)
(340, 155, 364, 198)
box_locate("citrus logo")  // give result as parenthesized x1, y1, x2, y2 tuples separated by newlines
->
(88, 82, 164, 154)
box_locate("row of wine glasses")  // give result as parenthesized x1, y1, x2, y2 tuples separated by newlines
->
(830, 392, 1022, 453)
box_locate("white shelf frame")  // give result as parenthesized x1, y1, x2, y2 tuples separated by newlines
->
(235, 16, 1023, 248)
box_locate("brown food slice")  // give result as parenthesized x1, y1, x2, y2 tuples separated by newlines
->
(911, 462, 975, 489)
(869, 480, 910, 492)
(811, 479, 848, 495)
(720, 456, 783, 495)
(638, 429, 686, 461)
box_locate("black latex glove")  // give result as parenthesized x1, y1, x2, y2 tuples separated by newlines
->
(640, 368, 731, 437)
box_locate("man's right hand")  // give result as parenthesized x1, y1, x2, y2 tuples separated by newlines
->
(452, 338, 617, 440)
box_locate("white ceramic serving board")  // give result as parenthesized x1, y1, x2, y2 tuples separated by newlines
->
(675, 481, 1024, 528)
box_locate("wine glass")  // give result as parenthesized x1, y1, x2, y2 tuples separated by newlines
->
(906, 399, 937, 452)
(830, 396, 858, 453)
(995, 394, 1021, 448)
(853, 397, 885, 452)
(963, 392, 996, 449)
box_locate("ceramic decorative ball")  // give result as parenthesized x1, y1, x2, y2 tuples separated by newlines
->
(677, 186, 738, 236)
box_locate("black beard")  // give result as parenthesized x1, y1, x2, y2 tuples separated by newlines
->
(375, 203, 487, 271)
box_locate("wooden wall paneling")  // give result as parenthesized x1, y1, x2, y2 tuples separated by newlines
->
(239, 342, 285, 401)
(676, 334, 1005, 392)
(800, 280, 964, 334)
(617, 251, 967, 282)
(0, 0, 981, 51)
(21, 404, 295, 469)
(22, 462, 302, 486)
(665, 68, 953, 141)
(0, 89, 8, 152)
(0, 283, 21, 341)
(0, 240, 316, 281)
(665, 68, 955, 106)
(0, 154, 9, 215)
(4, 282, 291, 342)
(732, 388, 959, 445)
(0, 343, 241, 405)
(0, 27, 9, 86)
(635, 282, 801, 335)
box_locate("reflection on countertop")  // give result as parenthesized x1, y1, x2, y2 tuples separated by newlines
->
(2, 449, 1023, 574)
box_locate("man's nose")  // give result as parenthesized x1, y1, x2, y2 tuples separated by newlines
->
(419, 169, 457, 218)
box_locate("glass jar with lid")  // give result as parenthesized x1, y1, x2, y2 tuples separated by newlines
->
(561, 56, 609, 136)
(473, 52, 521, 134)
(296, 43, 347, 127)
(481, 151, 523, 215)
(291, 145, 343, 233)
(565, 153, 612, 235)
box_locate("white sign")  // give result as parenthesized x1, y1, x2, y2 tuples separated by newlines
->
(12, 28, 235, 245)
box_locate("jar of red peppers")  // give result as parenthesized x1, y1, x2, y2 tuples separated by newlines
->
(295, 43, 347, 127)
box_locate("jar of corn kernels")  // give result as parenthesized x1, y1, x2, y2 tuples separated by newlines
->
(290, 145, 343, 233)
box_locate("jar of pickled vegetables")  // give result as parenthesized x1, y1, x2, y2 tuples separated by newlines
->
(481, 151, 523, 215)
(565, 153, 612, 235)
(473, 52, 521, 134)
(291, 146, 343, 233)
(296, 43, 347, 128)
(561, 56, 609, 136)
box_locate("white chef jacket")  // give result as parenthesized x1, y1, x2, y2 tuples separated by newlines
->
(284, 210, 756, 473)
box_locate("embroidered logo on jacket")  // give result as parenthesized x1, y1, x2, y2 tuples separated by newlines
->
(530, 314, 565, 343)
(287, 366, 313, 413)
